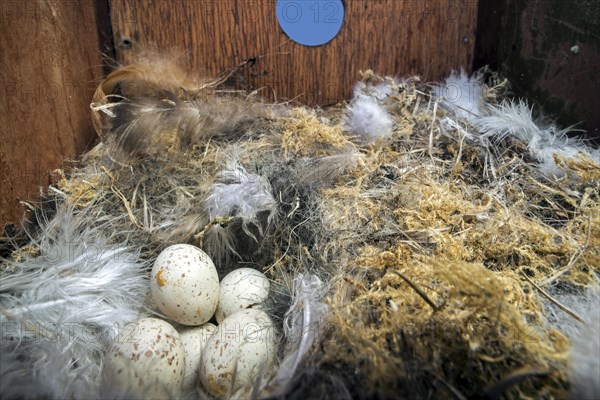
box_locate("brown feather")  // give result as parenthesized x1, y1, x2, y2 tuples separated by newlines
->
(91, 59, 274, 159)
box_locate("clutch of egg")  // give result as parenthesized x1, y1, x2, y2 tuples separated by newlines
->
(103, 244, 276, 397)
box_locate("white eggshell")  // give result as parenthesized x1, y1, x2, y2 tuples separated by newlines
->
(200, 309, 277, 397)
(215, 268, 270, 323)
(151, 244, 219, 326)
(103, 318, 185, 396)
(178, 323, 218, 392)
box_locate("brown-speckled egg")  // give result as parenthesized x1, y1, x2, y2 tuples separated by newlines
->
(199, 309, 277, 397)
(103, 317, 185, 396)
(151, 244, 219, 326)
(178, 322, 218, 392)
(215, 268, 270, 323)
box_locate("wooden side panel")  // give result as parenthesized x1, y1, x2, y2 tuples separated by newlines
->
(489, 0, 600, 140)
(110, 0, 479, 105)
(0, 0, 108, 226)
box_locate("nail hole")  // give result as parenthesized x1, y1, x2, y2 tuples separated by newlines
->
(120, 37, 132, 49)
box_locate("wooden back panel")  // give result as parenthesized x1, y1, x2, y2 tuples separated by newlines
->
(110, 0, 479, 105)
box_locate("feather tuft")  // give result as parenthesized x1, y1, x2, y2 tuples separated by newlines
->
(343, 95, 394, 144)
(475, 99, 598, 177)
(544, 284, 600, 400)
(431, 68, 485, 123)
(0, 205, 148, 399)
(206, 160, 277, 228)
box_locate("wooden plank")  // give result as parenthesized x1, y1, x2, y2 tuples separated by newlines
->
(110, 0, 479, 105)
(0, 0, 109, 227)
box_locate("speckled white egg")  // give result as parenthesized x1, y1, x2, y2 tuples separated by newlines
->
(103, 318, 185, 396)
(178, 323, 218, 392)
(215, 268, 270, 323)
(200, 309, 277, 397)
(151, 244, 219, 326)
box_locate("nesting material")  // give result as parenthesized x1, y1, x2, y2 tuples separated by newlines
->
(1, 62, 599, 399)
(433, 68, 599, 180)
(343, 76, 397, 143)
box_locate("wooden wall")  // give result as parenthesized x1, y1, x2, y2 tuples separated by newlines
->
(0, 0, 109, 227)
(475, 0, 600, 140)
(110, 0, 480, 105)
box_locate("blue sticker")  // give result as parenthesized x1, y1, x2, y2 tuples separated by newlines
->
(276, 0, 345, 46)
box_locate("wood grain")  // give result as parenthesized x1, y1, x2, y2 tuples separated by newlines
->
(0, 0, 108, 226)
(110, 0, 479, 105)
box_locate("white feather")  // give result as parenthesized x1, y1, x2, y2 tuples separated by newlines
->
(475, 99, 600, 177)
(0, 205, 149, 399)
(544, 284, 600, 399)
(431, 69, 485, 124)
(569, 302, 600, 399)
(343, 96, 394, 144)
(476, 100, 561, 152)
(206, 160, 277, 225)
(353, 80, 394, 101)
(263, 274, 328, 396)
(537, 145, 585, 178)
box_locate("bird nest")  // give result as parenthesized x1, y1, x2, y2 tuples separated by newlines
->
(1, 59, 598, 399)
